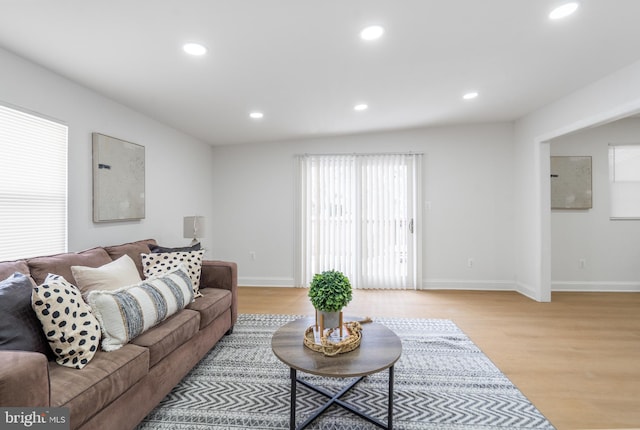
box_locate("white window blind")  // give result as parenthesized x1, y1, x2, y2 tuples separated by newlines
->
(609, 143, 640, 219)
(296, 153, 421, 289)
(0, 104, 68, 260)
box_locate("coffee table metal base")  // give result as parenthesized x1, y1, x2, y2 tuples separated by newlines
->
(289, 366, 394, 430)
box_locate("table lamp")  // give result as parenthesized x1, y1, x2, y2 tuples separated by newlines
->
(183, 216, 205, 245)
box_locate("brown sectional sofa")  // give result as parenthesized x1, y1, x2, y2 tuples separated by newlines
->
(0, 239, 238, 430)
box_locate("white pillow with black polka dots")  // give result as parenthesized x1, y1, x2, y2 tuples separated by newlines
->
(141, 250, 204, 298)
(31, 274, 101, 369)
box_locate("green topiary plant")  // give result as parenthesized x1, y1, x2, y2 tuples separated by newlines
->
(308, 270, 352, 312)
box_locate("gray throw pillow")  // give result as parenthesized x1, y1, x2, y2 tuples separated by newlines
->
(148, 243, 201, 253)
(0, 272, 52, 357)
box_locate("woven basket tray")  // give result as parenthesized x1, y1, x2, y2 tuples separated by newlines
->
(303, 320, 366, 356)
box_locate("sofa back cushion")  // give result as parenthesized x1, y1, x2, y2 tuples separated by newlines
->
(0, 260, 33, 285)
(27, 247, 112, 286)
(104, 239, 157, 279)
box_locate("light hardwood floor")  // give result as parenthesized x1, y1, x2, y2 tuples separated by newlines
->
(238, 287, 640, 430)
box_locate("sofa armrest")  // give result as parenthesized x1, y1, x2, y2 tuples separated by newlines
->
(0, 350, 50, 406)
(200, 260, 238, 327)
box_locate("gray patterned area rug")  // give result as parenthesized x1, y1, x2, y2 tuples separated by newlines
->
(136, 314, 555, 430)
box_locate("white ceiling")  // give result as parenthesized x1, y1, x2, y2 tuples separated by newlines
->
(2, 1, 640, 146)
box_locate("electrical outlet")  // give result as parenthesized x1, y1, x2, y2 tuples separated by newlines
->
(579, 259, 586, 269)
(249, 251, 256, 261)
(467, 258, 474, 268)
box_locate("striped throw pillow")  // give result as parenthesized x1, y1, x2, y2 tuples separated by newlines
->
(87, 264, 194, 351)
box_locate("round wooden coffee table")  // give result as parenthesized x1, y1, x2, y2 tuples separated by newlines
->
(271, 316, 402, 430)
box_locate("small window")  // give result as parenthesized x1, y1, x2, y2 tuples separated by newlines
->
(0, 104, 68, 260)
(609, 143, 640, 219)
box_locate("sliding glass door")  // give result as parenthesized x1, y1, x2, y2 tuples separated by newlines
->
(296, 153, 421, 289)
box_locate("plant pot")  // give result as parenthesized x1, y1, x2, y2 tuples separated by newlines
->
(317, 310, 341, 329)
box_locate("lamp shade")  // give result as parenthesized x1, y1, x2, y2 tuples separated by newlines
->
(183, 216, 205, 241)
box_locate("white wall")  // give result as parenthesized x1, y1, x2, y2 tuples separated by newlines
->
(0, 48, 215, 253)
(514, 59, 640, 301)
(210, 123, 517, 289)
(550, 118, 640, 291)
(6, 43, 640, 297)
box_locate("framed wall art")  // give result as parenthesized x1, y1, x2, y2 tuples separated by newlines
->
(550, 155, 592, 210)
(92, 133, 145, 222)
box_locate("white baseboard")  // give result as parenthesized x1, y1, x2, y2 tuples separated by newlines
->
(420, 279, 517, 291)
(241, 278, 520, 291)
(238, 277, 640, 294)
(552, 281, 640, 292)
(239, 277, 295, 287)
(514, 281, 541, 301)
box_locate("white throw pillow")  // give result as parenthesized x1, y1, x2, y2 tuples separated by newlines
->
(71, 254, 142, 297)
(87, 265, 194, 351)
(141, 250, 204, 297)
(31, 274, 101, 369)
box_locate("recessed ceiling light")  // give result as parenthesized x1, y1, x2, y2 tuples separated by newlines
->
(360, 25, 384, 41)
(183, 43, 207, 56)
(249, 112, 264, 119)
(354, 104, 369, 111)
(463, 92, 479, 100)
(549, 2, 579, 20)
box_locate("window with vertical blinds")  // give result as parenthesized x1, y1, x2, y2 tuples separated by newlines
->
(296, 153, 422, 289)
(0, 104, 68, 260)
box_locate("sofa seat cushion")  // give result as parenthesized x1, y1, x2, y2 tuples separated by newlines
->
(130, 309, 200, 367)
(186, 288, 232, 329)
(49, 343, 149, 428)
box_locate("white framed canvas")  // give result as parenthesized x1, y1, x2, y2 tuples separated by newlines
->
(92, 133, 145, 222)
(550, 156, 592, 210)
